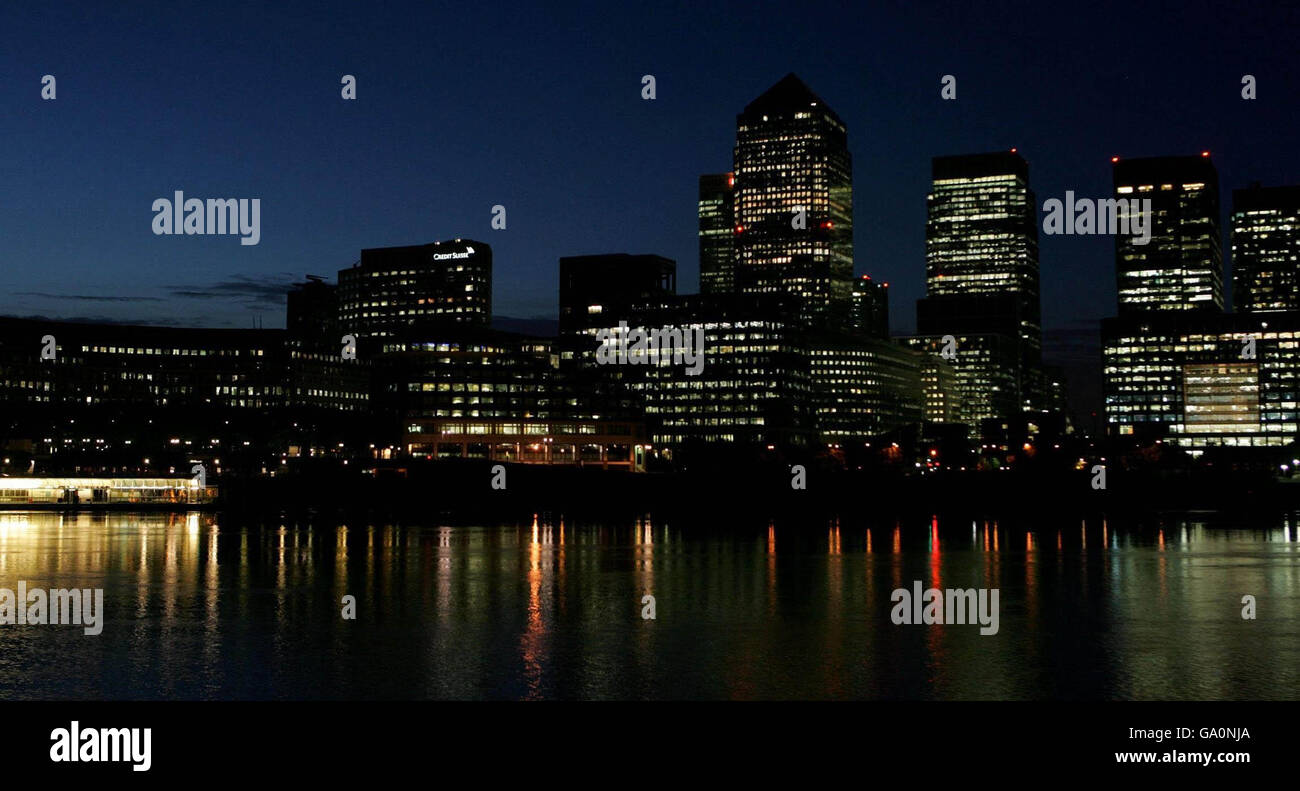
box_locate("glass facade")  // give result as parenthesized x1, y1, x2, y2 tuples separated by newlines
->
(1232, 184, 1300, 312)
(901, 333, 1020, 427)
(921, 151, 1043, 413)
(927, 153, 1041, 356)
(376, 329, 559, 422)
(732, 74, 853, 328)
(0, 477, 215, 505)
(809, 336, 922, 441)
(1113, 155, 1222, 314)
(1102, 312, 1300, 452)
(698, 172, 736, 295)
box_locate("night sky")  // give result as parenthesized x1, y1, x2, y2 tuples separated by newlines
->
(3, 0, 1298, 414)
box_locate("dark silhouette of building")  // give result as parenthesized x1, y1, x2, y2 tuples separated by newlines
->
(1232, 183, 1300, 313)
(557, 253, 676, 335)
(851, 275, 890, 340)
(287, 276, 338, 351)
(698, 172, 736, 294)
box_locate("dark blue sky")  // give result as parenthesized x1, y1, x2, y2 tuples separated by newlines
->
(3, 0, 1297, 373)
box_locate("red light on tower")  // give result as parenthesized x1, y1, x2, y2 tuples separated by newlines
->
(734, 224, 744, 234)
(1010, 147, 1017, 153)
(1110, 156, 1120, 163)
(1201, 150, 1210, 157)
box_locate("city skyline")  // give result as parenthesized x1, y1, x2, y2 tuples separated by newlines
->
(5, 1, 1298, 343)
(7, 96, 1298, 427)
(5, 2, 1300, 764)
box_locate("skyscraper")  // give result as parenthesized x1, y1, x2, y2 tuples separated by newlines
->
(732, 73, 853, 327)
(698, 173, 736, 294)
(1232, 184, 1300, 312)
(851, 275, 890, 340)
(337, 240, 492, 342)
(1113, 154, 1222, 313)
(914, 150, 1043, 418)
(1101, 310, 1300, 452)
(900, 331, 1020, 427)
(810, 333, 923, 442)
(287, 276, 338, 351)
(1098, 155, 1300, 452)
(924, 151, 1042, 369)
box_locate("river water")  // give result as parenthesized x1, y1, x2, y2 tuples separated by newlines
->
(0, 510, 1296, 700)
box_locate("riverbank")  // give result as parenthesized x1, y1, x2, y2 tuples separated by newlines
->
(211, 460, 1299, 519)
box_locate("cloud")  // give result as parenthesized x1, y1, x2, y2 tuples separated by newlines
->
(4, 312, 190, 327)
(16, 292, 164, 303)
(167, 273, 297, 308)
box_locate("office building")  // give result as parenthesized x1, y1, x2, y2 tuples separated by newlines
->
(920, 151, 1043, 412)
(1101, 311, 1300, 453)
(851, 275, 890, 340)
(576, 293, 817, 447)
(0, 316, 370, 473)
(558, 254, 676, 335)
(809, 333, 923, 441)
(900, 332, 1020, 427)
(732, 73, 853, 327)
(338, 239, 492, 342)
(1232, 184, 1300, 312)
(1113, 155, 1222, 313)
(699, 173, 736, 295)
(919, 356, 963, 424)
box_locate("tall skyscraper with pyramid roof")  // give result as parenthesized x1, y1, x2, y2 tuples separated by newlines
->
(731, 73, 854, 327)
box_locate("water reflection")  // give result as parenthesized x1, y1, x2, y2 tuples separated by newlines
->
(0, 509, 1296, 700)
